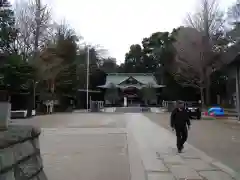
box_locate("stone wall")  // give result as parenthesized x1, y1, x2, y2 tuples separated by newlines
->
(0, 125, 48, 180)
(0, 102, 11, 130)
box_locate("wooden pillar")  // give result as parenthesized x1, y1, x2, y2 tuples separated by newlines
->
(236, 66, 240, 121)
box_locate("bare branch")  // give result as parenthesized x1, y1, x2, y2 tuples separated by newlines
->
(228, 0, 240, 23)
(185, 0, 225, 37)
(14, 0, 53, 60)
(171, 27, 215, 90)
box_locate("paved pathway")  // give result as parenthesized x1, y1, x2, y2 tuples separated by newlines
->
(145, 113, 240, 173)
(127, 113, 239, 180)
(38, 114, 130, 180)
(13, 113, 240, 180)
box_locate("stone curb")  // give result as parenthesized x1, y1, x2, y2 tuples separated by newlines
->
(126, 131, 146, 180)
(202, 115, 239, 120)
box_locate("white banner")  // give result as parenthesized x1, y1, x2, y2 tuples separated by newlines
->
(124, 97, 127, 107)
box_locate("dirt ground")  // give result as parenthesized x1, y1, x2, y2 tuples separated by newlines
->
(144, 113, 240, 173)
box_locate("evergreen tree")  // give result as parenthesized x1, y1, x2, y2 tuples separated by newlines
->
(0, 0, 17, 54)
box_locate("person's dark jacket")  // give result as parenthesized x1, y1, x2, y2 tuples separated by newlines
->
(170, 108, 191, 129)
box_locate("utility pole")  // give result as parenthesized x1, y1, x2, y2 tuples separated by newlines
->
(86, 46, 90, 111)
(236, 67, 240, 121)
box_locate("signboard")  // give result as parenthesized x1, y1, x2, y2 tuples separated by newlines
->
(0, 102, 11, 130)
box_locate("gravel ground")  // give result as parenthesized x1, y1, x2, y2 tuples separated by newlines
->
(144, 113, 240, 173)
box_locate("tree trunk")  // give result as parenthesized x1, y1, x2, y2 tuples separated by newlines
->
(26, 89, 33, 118)
(205, 78, 211, 106)
(50, 79, 55, 113)
(200, 87, 205, 108)
(34, 0, 41, 57)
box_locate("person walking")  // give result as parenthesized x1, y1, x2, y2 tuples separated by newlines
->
(170, 101, 191, 153)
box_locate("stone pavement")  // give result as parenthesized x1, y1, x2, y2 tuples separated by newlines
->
(38, 114, 130, 180)
(127, 113, 240, 180)
(145, 113, 240, 173)
(22, 113, 240, 180)
(40, 128, 130, 180)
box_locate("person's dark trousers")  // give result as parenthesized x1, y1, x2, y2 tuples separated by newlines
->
(175, 126, 188, 151)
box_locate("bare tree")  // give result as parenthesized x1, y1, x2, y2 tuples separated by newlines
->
(34, 22, 80, 96)
(35, 46, 65, 92)
(227, 0, 240, 42)
(14, 0, 52, 60)
(183, 0, 227, 105)
(172, 27, 216, 105)
(228, 0, 240, 23)
(185, 0, 229, 54)
(185, 0, 225, 37)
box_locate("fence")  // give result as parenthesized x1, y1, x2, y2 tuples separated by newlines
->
(90, 101, 104, 112)
(114, 107, 151, 113)
(162, 101, 177, 112)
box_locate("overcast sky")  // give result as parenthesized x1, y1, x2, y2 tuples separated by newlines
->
(11, 0, 235, 63)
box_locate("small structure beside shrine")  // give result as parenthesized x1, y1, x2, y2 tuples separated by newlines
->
(218, 41, 240, 120)
(98, 73, 165, 106)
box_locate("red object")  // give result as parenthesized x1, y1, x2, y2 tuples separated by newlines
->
(204, 112, 208, 116)
(210, 112, 215, 116)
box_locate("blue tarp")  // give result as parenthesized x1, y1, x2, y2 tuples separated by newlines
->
(208, 107, 224, 116)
